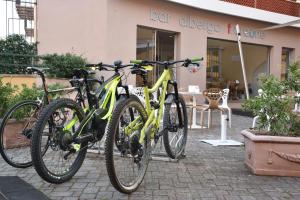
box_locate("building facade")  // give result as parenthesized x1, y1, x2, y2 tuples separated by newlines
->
(37, 0, 300, 95)
(1, 0, 36, 42)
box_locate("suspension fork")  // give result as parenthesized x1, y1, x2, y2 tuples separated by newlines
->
(168, 80, 183, 127)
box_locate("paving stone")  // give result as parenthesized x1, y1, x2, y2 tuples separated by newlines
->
(61, 197, 78, 200)
(1, 114, 300, 199)
(79, 193, 97, 199)
(50, 191, 74, 197)
(71, 182, 88, 189)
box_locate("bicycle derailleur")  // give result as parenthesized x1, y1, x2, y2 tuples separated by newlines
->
(129, 131, 144, 164)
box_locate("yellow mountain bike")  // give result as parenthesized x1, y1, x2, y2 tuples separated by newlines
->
(104, 58, 202, 193)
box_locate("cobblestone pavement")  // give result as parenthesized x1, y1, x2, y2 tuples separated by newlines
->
(1, 113, 300, 200)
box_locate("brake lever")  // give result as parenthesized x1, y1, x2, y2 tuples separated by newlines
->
(99, 66, 108, 71)
(191, 62, 200, 67)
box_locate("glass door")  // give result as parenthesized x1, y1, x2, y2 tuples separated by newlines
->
(156, 31, 175, 81)
(136, 27, 175, 86)
(136, 27, 156, 86)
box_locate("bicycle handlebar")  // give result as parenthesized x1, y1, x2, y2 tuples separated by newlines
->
(130, 57, 203, 67)
(85, 62, 133, 71)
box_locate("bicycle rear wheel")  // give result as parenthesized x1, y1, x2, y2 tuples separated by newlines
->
(0, 100, 40, 168)
(163, 94, 188, 159)
(105, 95, 149, 194)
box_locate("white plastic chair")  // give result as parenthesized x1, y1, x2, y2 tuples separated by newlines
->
(219, 89, 232, 128)
(130, 87, 145, 104)
(252, 89, 270, 131)
(293, 92, 300, 113)
(118, 85, 134, 96)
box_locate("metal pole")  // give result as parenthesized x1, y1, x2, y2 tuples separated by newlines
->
(221, 114, 227, 142)
(236, 24, 249, 100)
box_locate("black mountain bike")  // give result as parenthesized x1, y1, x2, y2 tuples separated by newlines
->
(0, 67, 100, 168)
(30, 60, 135, 183)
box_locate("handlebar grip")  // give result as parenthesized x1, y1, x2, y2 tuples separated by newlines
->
(130, 60, 143, 64)
(85, 64, 97, 67)
(191, 57, 203, 62)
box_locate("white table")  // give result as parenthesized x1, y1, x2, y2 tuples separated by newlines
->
(180, 91, 207, 129)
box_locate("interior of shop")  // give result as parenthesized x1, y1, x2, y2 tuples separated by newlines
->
(207, 38, 270, 99)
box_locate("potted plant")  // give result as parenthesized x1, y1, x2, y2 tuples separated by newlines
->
(242, 62, 300, 177)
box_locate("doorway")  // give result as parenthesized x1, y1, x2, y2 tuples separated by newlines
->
(136, 26, 176, 86)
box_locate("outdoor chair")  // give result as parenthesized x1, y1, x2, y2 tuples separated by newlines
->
(130, 86, 145, 105)
(190, 88, 222, 129)
(201, 88, 223, 128)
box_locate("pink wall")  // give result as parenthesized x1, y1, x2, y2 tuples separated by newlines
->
(37, 0, 108, 63)
(37, 0, 300, 90)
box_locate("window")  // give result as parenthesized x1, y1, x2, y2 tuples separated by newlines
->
(281, 48, 294, 80)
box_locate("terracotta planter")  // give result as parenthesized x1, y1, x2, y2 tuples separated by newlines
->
(2, 119, 31, 149)
(242, 129, 300, 177)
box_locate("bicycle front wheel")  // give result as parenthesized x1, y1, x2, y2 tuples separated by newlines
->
(105, 95, 149, 194)
(31, 98, 87, 184)
(163, 94, 188, 159)
(0, 100, 40, 168)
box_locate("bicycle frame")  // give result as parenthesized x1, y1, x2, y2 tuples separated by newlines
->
(100, 75, 121, 120)
(65, 73, 126, 139)
(126, 68, 172, 144)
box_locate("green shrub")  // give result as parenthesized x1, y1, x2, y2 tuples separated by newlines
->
(8, 84, 43, 120)
(0, 79, 42, 118)
(41, 53, 87, 78)
(12, 84, 43, 105)
(0, 79, 17, 116)
(244, 62, 300, 136)
(283, 62, 300, 92)
(0, 34, 37, 74)
(48, 83, 68, 99)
